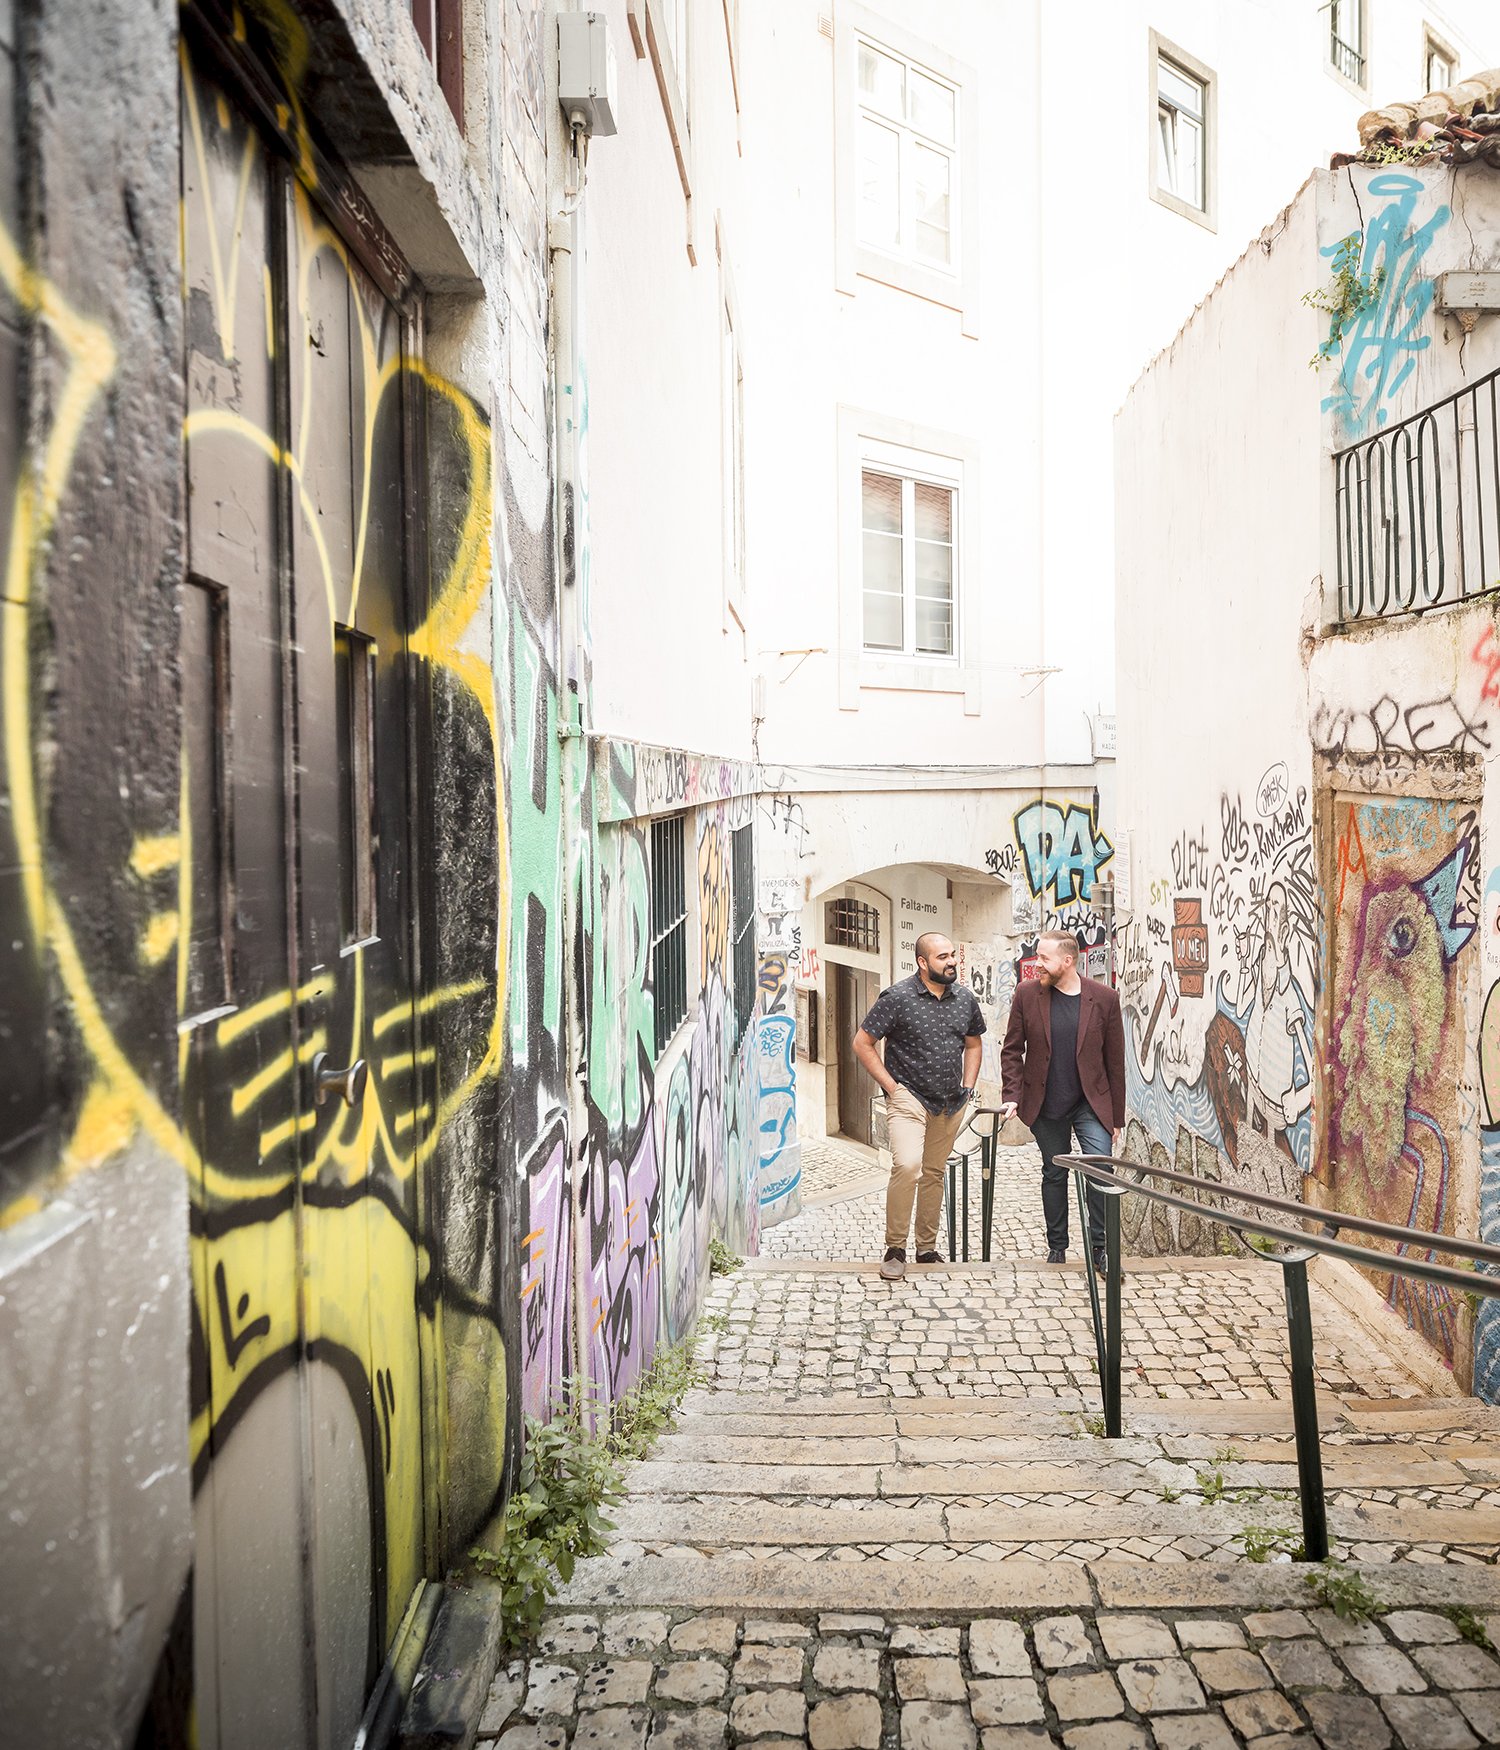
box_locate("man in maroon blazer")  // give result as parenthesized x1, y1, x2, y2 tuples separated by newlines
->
(999, 931, 1127, 1268)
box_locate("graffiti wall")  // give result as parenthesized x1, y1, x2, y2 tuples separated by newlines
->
(1117, 767, 1319, 1253)
(0, 1, 776, 1743)
(1327, 796, 1479, 1366)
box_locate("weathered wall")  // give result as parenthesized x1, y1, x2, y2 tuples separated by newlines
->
(0, 0, 191, 1742)
(1117, 154, 1500, 1390)
(1116, 180, 1330, 1262)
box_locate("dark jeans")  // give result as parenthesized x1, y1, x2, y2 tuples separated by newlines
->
(1031, 1100, 1114, 1257)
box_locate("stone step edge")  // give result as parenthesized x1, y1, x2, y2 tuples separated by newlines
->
(736, 1255, 1285, 1274)
(555, 1553, 1500, 1613)
(676, 1391, 1481, 1421)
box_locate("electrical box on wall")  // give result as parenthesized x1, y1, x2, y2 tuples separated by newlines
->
(557, 12, 619, 137)
(1438, 271, 1500, 312)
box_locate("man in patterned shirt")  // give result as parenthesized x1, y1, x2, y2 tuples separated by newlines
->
(852, 933, 986, 1281)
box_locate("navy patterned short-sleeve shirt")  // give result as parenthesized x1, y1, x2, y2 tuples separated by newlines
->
(860, 974, 986, 1115)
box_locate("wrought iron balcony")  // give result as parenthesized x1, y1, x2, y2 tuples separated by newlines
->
(1333, 362, 1500, 621)
(1330, 29, 1365, 85)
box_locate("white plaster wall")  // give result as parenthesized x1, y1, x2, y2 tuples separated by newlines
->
(582, 0, 757, 759)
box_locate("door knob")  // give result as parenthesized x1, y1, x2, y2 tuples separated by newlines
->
(312, 1052, 369, 1108)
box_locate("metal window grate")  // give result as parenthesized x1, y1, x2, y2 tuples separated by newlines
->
(826, 897, 880, 952)
(1329, 4, 1365, 84)
(651, 815, 689, 1056)
(731, 823, 755, 1047)
(1334, 362, 1500, 622)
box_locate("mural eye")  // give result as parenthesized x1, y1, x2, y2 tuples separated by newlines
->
(1387, 917, 1416, 959)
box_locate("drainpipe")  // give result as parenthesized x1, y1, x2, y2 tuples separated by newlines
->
(549, 64, 591, 1410)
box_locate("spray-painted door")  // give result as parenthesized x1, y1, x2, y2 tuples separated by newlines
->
(181, 48, 428, 1750)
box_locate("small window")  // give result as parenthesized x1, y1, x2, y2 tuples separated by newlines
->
(861, 468, 955, 658)
(1329, 0, 1366, 85)
(730, 824, 755, 1046)
(854, 36, 958, 272)
(827, 898, 880, 953)
(1425, 31, 1458, 95)
(1149, 35, 1215, 231)
(650, 815, 689, 1056)
(1156, 57, 1205, 210)
(406, 0, 464, 125)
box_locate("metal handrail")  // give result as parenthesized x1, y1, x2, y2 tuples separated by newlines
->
(1062, 1152, 1500, 1563)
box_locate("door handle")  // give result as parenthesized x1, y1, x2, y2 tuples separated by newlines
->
(312, 1052, 369, 1108)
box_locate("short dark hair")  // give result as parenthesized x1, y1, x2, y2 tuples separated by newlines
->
(1039, 929, 1080, 962)
(915, 931, 951, 966)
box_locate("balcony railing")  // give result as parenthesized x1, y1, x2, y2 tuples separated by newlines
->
(1330, 29, 1365, 84)
(1334, 363, 1500, 621)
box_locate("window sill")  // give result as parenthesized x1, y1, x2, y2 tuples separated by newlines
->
(855, 243, 969, 326)
(1149, 184, 1216, 233)
(1324, 60, 1371, 101)
(859, 652, 964, 695)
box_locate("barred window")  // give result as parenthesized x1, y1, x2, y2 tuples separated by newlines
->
(731, 823, 755, 1046)
(651, 815, 689, 1056)
(827, 898, 880, 952)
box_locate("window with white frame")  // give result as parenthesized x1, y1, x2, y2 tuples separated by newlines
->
(1329, 0, 1366, 85)
(1425, 31, 1457, 94)
(855, 35, 958, 272)
(1156, 56, 1205, 210)
(861, 466, 956, 659)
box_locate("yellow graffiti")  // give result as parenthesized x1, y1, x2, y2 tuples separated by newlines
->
(141, 912, 181, 966)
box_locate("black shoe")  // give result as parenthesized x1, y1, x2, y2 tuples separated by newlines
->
(1047, 1248, 1066, 1264)
(879, 1247, 906, 1281)
(915, 1250, 943, 1264)
(1093, 1253, 1108, 1278)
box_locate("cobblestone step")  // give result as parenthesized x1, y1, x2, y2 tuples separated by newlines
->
(609, 1494, 1500, 1555)
(627, 1448, 1471, 1498)
(555, 1550, 1500, 1611)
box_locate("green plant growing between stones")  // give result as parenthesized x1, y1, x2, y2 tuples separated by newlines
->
(709, 1236, 742, 1276)
(1237, 1524, 1305, 1564)
(1196, 1466, 1229, 1504)
(470, 1403, 623, 1645)
(1214, 1446, 1244, 1465)
(1445, 1605, 1494, 1649)
(698, 1310, 730, 1335)
(1158, 1482, 1182, 1503)
(471, 1336, 706, 1644)
(1304, 1561, 1381, 1622)
(1304, 232, 1387, 370)
(1076, 1412, 1108, 1438)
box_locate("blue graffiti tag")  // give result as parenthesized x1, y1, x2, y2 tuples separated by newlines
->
(1322, 174, 1449, 435)
(1013, 801, 1114, 907)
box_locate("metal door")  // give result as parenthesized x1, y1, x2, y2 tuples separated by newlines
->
(181, 48, 428, 1750)
(835, 966, 881, 1146)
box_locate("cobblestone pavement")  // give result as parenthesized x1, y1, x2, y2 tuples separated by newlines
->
(477, 1183, 1500, 1746)
(764, 1142, 1073, 1263)
(479, 1602, 1500, 1748)
(798, 1138, 888, 1201)
(699, 1266, 1420, 1404)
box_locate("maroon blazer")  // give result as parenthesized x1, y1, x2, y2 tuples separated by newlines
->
(1000, 976, 1127, 1132)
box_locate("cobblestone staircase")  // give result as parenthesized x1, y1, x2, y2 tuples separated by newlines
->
(466, 1168, 1500, 1746)
(560, 1385, 1500, 1613)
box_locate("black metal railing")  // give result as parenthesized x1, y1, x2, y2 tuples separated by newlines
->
(941, 1121, 999, 1262)
(1330, 29, 1365, 84)
(1066, 1150, 1500, 1563)
(1334, 363, 1500, 621)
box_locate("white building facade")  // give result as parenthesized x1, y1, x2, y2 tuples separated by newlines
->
(574, 0, 1500, 1209)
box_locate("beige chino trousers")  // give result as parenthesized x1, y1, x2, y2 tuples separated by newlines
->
(883, 1084, 967, 1253)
